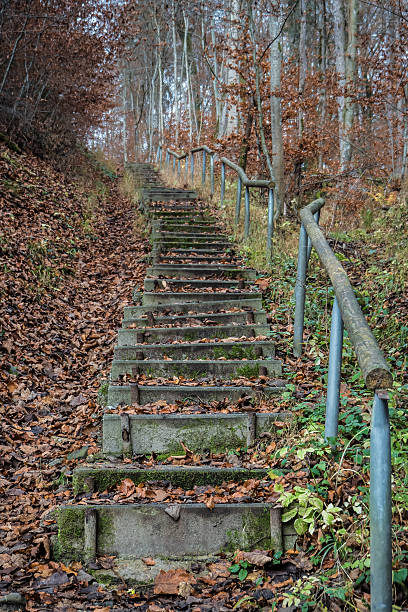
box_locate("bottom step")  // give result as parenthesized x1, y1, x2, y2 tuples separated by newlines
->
(57, 502, 288, 583)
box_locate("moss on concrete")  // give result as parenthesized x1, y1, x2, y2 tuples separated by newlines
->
(97, 380, 109, 407)
(56, 507, 85, 560)
(213, 345, 257, 360)
(225, 507, 272, 552)
(96, 509, 115, 552)
(235, 364, 260, 378)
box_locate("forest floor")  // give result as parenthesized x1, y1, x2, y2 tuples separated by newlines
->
(1, 144, 407, 611)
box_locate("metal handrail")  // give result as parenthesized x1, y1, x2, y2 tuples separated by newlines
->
(293, 198, 392, 611)
(157, 143, 276, 259)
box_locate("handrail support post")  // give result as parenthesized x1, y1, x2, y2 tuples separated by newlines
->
(324, 297, 344, 442)
(370, 391, 392, 611)
(267, 187, 274, 258)
(220, 162, 225, 208)
(210, 154, 214, 196)
(235, 177, 242, 224)
(293, 223, 308, 356)
(244, 186, 250, 237)
(202, 150, 206, 185)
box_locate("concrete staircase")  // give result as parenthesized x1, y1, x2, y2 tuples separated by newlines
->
(56, 164, 295, 583)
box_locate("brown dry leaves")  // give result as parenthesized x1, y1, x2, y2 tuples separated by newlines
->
(0, 143, 147, 605)
(153, 569, 196, 596)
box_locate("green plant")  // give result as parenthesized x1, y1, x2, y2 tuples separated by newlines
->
(229, 559, 251, 581)
(274, 483, 341, 535)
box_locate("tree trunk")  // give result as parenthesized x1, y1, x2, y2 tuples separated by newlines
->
(238, 109, 253, 170)
(332, 0, 346, 167)
(248, 0, 274, 179)
(270, 12, 284, 218)
(318, 0, 327, 170)
(224, 0, 240, 137)
(121, 71, 128, 164)
(342, 0, 358, 167)
(172, 0, 180, 145)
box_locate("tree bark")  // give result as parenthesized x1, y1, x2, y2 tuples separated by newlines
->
(270, 12, 284, 218)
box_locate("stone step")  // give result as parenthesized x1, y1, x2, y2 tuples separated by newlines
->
(123, 309, 267, 325)
(141, 291, 262, 306)
(103, 412, 288, 456)
(142, 188, 197, 196)
(147, 265, 255, 279)
(153, 235, 229, 244)
(152, 223, 219, 232)
(157, 255, 243, 265)
(124, 297, 264, 318)
(107, 381, 286, 407)
(149, 211, 212, 218)
(164, 248, 237, 255)
(153, 232, 225, 241)
(143, 197, 200, 203)
(154, 241, 231, 251)
(143, 194, 198, 202)
(57, 502, 285, 581)
(110, 358, 282, 381)
(117, 323, 270, 345)
(114, 339, 275, 360)
(142, 187, 197, 194)
(143, 278, 251, 291)
(145, 204, 204, 211)
(73, 465, 269, 494)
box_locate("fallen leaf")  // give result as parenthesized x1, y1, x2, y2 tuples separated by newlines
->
(117, 478, 135, 497)
(153, 569, 196, 595)
(142, 557, 155, 566)
(238, 550, 273, 567)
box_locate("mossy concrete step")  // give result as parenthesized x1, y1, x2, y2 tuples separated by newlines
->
(143, 278, 252, 291)
(165, 247, 236, 255)
(142, 187, 197, 194)
(122, 309, 267, 326)
(144, 197, 198, 204)
(145, 205, 205, 212)
(141, 291, 262, 306)
(153, 232, 225, 241)
(117, 323, 270, 344)
(147, 265, 255, 279)
(110, 358, 282, 381)
(73, 465, 269, 494)
(157, 255, 243, 265)
(114, 339, 276, 360)
(152, 223, 220, 233)
(143, 197, 200, 204)
(57, 503, 284, 581)
(142, 191, 198, 200)
(103, 412, 288, 455)
(154, 242, 231, 252)
(107, 382, 285, 407)
(152, 234, 233, 250)
(150, 216, 214, 225)
(151, 225, 225, 235)
(142, 187, 197, 193)
(149, 211, 213, 219)
(124, 298, 264, 318)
